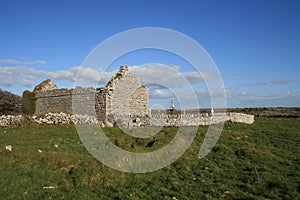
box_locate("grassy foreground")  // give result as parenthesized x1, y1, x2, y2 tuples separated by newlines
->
(0, 118, 299, 199)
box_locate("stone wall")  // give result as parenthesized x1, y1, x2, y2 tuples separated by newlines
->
(19, 66, 254, 128)
(32, 66, 149, 126)
(32, 112, 99, 125)
(0, 115, 24, 127)
(72, 87, 98, 116)
(108, 73, 148, 116)
(95, 88, 107, 123)
(35, 87, 98, 115)
(35, 89, 73, 114)
(104, 112, 254, 127)
(148, 112, 254, 126)
(129, 86, 149, 116)
(103, 66, 149, 125)
(0, 112, 254, 127)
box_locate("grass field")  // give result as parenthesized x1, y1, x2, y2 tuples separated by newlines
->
(0, 118, 299, 199)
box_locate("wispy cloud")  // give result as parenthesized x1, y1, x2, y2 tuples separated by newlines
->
(131, 64, 210, 89)
(236, 91, 300, 107)
(0, 66, 115, 87)
(239, 80, 293, 87)
(150, 89, 175, 99)
(1, 62, 298, 107)
(0, 63, 212, 89)
(0, 58, 47, 65)
(257, 94, 281, 99)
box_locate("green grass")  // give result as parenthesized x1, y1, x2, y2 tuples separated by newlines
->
(0, 118, 299, 199)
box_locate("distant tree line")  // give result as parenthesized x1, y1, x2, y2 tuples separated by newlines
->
(0, 89, 22, 115)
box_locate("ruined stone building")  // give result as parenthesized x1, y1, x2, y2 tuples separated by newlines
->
(21, 65, 254, 126)
(22, 66, 149, 126)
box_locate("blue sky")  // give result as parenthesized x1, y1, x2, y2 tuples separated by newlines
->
(0, 0, 299, 108)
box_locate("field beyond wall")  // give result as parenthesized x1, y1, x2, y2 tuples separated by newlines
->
(0, 118, 299, 199)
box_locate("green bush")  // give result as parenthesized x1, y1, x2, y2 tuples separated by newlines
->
(21, 90, 36, 115)
(0, 89, 21, 115)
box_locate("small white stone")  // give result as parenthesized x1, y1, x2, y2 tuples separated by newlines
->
(5, 145, 13, 151)
(43, 186, 57, 190)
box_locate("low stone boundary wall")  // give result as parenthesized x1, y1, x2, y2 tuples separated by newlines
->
(0, 112, 254, 127)
(0, 113, 99, 127)
(112, 112, 254, 127)
(33, 112, 99, 125)
(0, 115, 24, 127)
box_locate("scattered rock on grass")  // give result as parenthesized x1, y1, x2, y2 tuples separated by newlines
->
(4, 145, 13, 151)
(43, 185, 57, 190)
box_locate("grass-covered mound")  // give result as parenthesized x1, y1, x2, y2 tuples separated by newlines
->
(0, 118, 299, 199)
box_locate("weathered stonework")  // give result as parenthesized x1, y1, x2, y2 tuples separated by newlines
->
(29, 66, 149, 126)
(19, 65, 254, 127)
(35, 89, 73, 114)
(148, 112, 254, 126)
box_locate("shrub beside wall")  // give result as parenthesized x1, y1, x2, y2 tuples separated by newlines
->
(22, 90, 36, 115)
(0, 89, 22, 115)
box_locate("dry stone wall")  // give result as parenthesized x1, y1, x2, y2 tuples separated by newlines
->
(0, 112, 254, 127)
(0, 115, 24, 127)
(148, 112, 254, 126)
(33, 112, 99, 125)
(108, 112, 254, 127)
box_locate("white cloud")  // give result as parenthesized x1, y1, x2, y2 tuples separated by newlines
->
(0, 58, 47, 65)
(130, 64, 209, 89)
(286, 91, 300, 97)
(0, 65, 117, 88)
(239, 80, 293, 87)
(0, 63, 215, 91)
(241, 91, 249, 95)
(150, 89, 175, 99)
(72, 66, 114, 85)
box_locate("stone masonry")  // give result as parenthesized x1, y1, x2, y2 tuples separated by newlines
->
(20, 65, 254, 127)
(30, 66, 149, 126)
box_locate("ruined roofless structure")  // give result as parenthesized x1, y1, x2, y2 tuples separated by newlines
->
(21, 65, 254, 126)
(22, 66, 149, 126)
